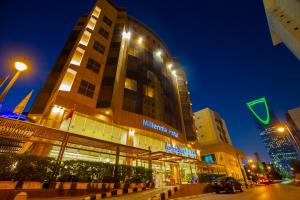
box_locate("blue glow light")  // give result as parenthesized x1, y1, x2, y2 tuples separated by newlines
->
(142, 119, 178, 138)
(165, 141, 196, 158)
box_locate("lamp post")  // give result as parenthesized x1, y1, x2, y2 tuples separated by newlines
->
(276, 124, 300, 153)
(0, 61, 28, 104)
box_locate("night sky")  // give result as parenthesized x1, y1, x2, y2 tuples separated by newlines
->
(1, 0, 299, 162)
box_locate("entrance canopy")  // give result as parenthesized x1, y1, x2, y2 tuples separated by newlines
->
(0, 117, 149, 158)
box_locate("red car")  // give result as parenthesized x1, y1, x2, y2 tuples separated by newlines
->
(257, 177, 269, 185)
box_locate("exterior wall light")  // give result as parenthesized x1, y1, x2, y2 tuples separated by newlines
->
(122, 31, 131, 40)
(138, 37, 143, 44)
(156, 50, 162, 57)
(167, 63, 173, 69)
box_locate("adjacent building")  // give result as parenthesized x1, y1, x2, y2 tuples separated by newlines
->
(246, 97, 299, 176)
(286, 106, 300, 153)
(193, 108, 246, 182)
(263, 0, 300, 60)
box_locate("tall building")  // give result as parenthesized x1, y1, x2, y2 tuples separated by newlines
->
(246, 97, 299, 176)
(286, 106, 300, 152)
(263, 0, 300, 60)
(193, 108, 246, 182)
(24, 0, 203, 185)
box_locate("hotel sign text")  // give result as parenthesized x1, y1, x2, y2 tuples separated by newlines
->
(165, 142, 197, 158)
(142, 119, 178, 138)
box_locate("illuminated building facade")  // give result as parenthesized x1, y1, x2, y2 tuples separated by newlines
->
(286, 106, 300, 153)
(246, 97, 299, 175)
(193, 108, 247, 182)
(25, 0, 208, 185)
(263, 0, 300, 60)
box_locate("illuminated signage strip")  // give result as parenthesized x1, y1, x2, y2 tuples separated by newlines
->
(142, 119, 178, 138)
(165, 142, 196, 158)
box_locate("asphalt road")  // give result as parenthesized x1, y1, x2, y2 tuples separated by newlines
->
(174, 183, 300, 200)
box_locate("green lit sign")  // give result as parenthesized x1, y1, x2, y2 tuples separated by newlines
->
(246, 97, 270, 125)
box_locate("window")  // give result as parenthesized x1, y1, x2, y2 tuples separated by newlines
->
(86, 58, 101, 74)
(125, 78, 137, 91)
(78, 80, 95, 98)
(79, 30, 91, 46)
(144, 85, 154, 98)
(87, 17, 97, 30)
(99, 27, 109, 39)
(59, 68, 77, 91)
(103, 16, 112, 26)
(92, 6, 101, 18)
(70, 47, 85, 66)
(128, 47, 138, 57)
(93, 41, 105, 54)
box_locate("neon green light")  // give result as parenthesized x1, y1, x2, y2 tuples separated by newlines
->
(246, 97, 270, 125)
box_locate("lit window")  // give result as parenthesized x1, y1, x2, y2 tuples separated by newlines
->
(70, 47, 85, 66)
(128, 47, 138, 57)
(59, 68, 77, 91)
(125, 78, 137, 91)
(92, 6, 101, 18)
(144, 85, 154, 98)
(87, 17, 97, 30)
(79, 30, 91, 46)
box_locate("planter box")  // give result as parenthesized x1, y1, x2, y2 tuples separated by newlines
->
(22, 181, 43, 189)
(55, 182, 62, 189)
(0, 181, 18, 189)
(76, 182, 89, 189)
(130, 183, 137, 189)
(62, 182, 72, 189)
(97, 183, 103, 190)
(120, 183, 125, 189)
(109, 183, 114, 190)
(117, 189, 123, 196)
(104, 183, 110, 189)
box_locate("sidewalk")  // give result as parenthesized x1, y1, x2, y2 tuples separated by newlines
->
(28, 186, 175, 200)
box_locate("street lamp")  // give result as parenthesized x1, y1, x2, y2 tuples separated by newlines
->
(0, 61, 28, 104)
(276, 124, 300, 152)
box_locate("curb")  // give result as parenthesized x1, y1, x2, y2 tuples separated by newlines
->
(82, 186, 150, 199)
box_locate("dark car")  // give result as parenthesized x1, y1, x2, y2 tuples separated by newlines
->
(212, 176, 243, 194)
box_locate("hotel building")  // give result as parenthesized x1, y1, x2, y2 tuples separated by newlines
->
(263, 0, 300, 60)
(21, 0, 224, 185)
(193, 108, 247, 182)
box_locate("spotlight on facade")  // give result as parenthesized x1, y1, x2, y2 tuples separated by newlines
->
(156, 50, 162, 57)
(129, 130, 135, 136)
(122, 31, 131, 40)
(172, 70, 176, 76)
(138, 37, 143, 44)
(52, 106, 61, 114)
(167, 63, 173, 69)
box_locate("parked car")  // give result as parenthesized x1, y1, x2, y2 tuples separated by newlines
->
(211, 176, 243, 194)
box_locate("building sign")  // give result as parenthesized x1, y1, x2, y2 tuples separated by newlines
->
(142, 119, 178, 138)
(165, 142, 196, 158)
(201, 154, 216, 163)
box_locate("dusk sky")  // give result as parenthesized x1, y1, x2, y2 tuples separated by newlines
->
(1, 0, 299, 162)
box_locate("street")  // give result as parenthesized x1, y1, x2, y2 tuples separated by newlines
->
(174, 183, 300, 200)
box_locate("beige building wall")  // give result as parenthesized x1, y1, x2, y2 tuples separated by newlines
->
(194, 108, 247, 182)
(194, 108, 232, 146)
(263, 0, 300, 60)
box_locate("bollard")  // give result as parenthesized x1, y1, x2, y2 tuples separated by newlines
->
(14, 192, 27, 200)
